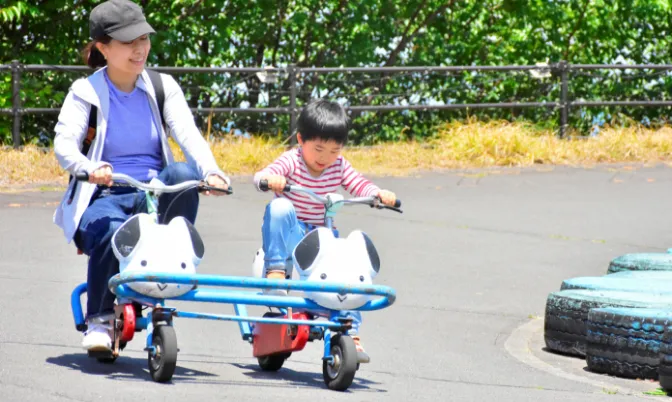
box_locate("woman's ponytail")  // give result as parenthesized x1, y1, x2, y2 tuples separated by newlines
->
(80, 36, 111, 69)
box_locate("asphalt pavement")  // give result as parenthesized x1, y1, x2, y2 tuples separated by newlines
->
(1, 163, 671, 401)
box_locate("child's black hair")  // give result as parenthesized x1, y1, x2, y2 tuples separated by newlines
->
(297, 98, 349, 144)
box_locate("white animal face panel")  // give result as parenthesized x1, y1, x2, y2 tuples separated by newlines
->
(111, 213, 203, 298)
(292, 227, 380, 310)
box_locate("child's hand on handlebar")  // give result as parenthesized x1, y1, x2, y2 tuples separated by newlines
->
(205, 174, 230, 196)
(376, 189, 397, 207)
(261, 175, 287, 194)
(89, 165, 113, 187)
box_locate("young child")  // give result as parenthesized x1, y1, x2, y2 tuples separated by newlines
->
(253, 98, 397, 363)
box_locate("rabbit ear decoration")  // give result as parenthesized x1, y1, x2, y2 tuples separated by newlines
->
(345, 230, 380, 278)
(169, 216, 204, 260)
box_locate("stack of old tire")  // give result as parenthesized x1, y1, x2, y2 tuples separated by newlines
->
(544, 251, 672, 389)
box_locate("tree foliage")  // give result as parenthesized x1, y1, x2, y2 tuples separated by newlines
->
(1, 0, 671, 145)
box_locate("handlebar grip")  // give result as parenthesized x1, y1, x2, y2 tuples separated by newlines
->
(74, 172, 89, 182)
(200, 185, 233, 195)
(394, 199, 402, 208)
(259, 179, 269, 191)
(259, 179, 290, 192)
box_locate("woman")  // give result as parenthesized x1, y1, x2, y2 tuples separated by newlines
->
(52, 0, 230, 351)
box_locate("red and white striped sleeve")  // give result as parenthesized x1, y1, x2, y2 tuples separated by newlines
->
(340, 157, 380, 197)
(253, 150, 297, 189)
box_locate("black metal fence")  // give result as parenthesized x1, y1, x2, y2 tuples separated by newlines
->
(2, 60, 672, 148)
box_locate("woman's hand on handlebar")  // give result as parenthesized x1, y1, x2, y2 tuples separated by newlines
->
(89, 165, 113, 187)
(204, 174, 230, 196)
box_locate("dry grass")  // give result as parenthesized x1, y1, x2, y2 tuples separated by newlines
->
(0, 146, 67, 188)
(342, 120, 672, 174)
(3, 120, 672, 188)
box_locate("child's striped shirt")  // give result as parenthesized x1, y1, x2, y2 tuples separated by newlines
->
(253, 148, 380, 225)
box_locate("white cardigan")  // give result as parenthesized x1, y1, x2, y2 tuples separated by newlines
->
(53, 67, 229, 243)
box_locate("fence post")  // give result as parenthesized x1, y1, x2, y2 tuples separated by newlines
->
(288, 64, 298, 146)
(559, 60, 569, 139)
(11, 60, 21, 148)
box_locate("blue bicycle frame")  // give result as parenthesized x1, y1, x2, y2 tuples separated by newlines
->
(70, 176, 398, 363)
(71, 272, 396, 359)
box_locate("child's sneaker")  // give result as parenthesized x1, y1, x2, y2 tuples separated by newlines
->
(352, 336, 370, 363)
(81, 322, 112, 352)
(263, 270, 288, 296)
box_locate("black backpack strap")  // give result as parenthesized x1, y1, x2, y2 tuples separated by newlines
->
(82, 105, 97, 157)
(146, 69, 166, 130)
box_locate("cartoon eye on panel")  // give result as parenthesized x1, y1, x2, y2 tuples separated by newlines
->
(293, 228, 325, 276)
(112, 214, 142, 259)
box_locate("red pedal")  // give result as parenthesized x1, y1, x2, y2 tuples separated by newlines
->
(252, 312, 310, 357)
(115, 304, 136, 342)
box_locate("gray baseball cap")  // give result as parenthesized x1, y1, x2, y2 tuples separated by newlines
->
(89, 0, 155, 41)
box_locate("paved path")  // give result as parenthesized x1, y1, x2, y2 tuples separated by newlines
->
(1, 164, 670, 401)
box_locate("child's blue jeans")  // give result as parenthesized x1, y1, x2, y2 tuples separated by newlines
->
(261, 197, 362, 334)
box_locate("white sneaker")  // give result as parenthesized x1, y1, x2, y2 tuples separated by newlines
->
(82, 323, 112, 352)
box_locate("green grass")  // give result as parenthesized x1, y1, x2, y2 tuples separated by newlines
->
(643, 388, 671, 396)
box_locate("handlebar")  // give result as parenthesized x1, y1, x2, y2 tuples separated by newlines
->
(259, 179, 402, 213)
(75, 171, 233, 195)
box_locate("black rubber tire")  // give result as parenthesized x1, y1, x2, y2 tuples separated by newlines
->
(585, 307, 672, 380)
(148, 325, 178, 383)
(322, 335, 358, 391)
(544, 290, 672, 357)
(561, 276, 672, 294)
(258, 354, 289, 371)
(97, 356, 117, 364)
(608, 253, 672, 274)
(660, 372, 672, 393)
(658, 325, 672, 390)
(608, 271, 672, 280)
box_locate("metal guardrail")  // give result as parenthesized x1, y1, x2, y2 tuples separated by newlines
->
(2, 60, 672, 148)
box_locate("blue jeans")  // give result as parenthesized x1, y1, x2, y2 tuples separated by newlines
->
(74, 163, 201, 320)
(261, 198, 361, 333)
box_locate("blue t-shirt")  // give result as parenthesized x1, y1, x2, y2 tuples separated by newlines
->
(101, 71, 164, 181)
